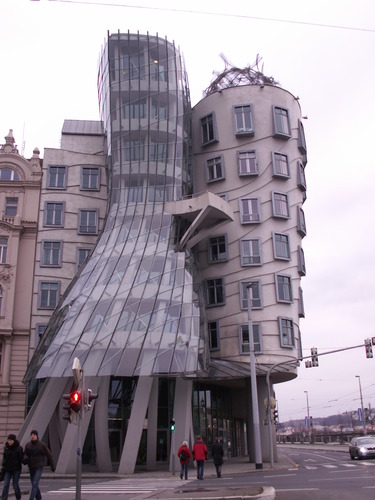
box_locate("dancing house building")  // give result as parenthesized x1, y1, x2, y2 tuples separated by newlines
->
(19, 32, 308, 473)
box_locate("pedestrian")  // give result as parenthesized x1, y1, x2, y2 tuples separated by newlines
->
(192, 435, 207, 480)
(23, 430, 55, 500)
(1, 433, 23, 500)
(211, 437, 224, 478)
(177, 440, 191, 480)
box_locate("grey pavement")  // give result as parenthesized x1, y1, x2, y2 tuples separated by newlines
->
(10, 443, 350, 499)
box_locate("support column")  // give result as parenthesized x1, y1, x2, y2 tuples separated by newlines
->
(118, 376, 153, 474)
(170, 378, 193, 471)
(146, 377, 159, 470)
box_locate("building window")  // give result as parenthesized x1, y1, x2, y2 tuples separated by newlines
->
(44, 202, 64, 227)
(150, 141, 167, 162)
(5, 197, 18, 216)
(0, 237, 8, 264)
(36, 324, 47, 345)
(239, 324, 262, 354)
(278, 316, 295, 347)
(81, 167, 100, 190)
(272, 152, 290, 178)
(0, 342, 2, 371)
(273, 106, 291, 139)
(200, 113, 217, 146)
(123, 139, 144, 161)
(38, 281, 60, 309)
(297, 162, 307, 191)
(41, 241, 62, 267)
(238, 151, 258, 176)
(208, 321, 220, 350)
(272, 192, 290, 218)
(206, 156, 224, 182)
(78, 210, 99, 234)
(273, 233, 290, 260)
(298, 246, 306, 276)
(240, 281, 262, 309)
(297, 205, 307, 237)
(298, 120, 307, 153)
(234, 105, 254, 136)
(208, 235, 227, 262)
(77, 248, 92, 270)
(0, 286, 3, 315)
(299, 287, 305, 318)
(123, 99, 146, 119)
(47, 165, 66, 189)
(240, 238, 262, 266)
(240, 198, 261, 223)
(205, 278, 225, 307)
(275, 274, 293, 303)
(0, 169, 20, 181)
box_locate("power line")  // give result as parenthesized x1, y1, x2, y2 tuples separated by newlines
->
(44, 1, 375, 34)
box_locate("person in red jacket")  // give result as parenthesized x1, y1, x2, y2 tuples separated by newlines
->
(177, 440, 191, 480)
(192, 435, 208, 480)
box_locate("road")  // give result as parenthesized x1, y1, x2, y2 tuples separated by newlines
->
(15, 446, 375, 499)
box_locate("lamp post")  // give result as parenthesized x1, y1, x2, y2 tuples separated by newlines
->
(246, 283, 263, 469)
(356, 375, 366, 434)
(304, 391, 311, 443)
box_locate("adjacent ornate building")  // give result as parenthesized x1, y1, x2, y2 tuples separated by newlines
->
(0, 131, 42, 443)
(15, 32, 308, 473)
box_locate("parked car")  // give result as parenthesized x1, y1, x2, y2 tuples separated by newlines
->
(349, 436, 375, 460)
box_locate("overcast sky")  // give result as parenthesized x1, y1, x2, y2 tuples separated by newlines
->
(2, 0, 375, 422)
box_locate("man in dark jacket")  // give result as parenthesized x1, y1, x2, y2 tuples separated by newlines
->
(211, 437, 224, 477)
(23, 430, 55, 500)
(192, 436, 207, 480)
(1, 434, 23, 500)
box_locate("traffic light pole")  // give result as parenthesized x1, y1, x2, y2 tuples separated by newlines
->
(76, 413, 82, 500)
(266, 340, 372, 468)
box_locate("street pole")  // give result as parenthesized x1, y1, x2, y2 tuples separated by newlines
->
(246, 283, 263, 469)
(304, 391, 311, 443)
(356, 375, 366, 435)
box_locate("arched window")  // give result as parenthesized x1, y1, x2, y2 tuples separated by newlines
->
(0, 168, 20, 181)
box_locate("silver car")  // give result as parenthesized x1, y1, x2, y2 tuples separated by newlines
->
(349, 436, 375, 460)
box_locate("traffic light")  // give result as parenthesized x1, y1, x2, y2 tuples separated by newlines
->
(84, 389, 98, 411)
(273, 409, 279, 425)
(62, 393, 72, 422)
(70, 390, 82, 413)
(365, 338, 373, 358)
(170, 418, 175, 431)
(311, 347, 319, 367)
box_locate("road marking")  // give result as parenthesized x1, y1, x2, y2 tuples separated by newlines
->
(321, 464, 337, 468)
(305, 466, 318, 469)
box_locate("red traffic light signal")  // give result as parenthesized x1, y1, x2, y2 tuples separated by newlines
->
(70, 390, 82, 413)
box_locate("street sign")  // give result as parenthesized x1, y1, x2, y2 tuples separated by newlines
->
(358, 408, 363, 423)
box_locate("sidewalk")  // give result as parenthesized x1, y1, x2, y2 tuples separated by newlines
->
(23, 444, 351, 500)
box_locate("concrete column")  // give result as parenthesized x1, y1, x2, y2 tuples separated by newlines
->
(118, 376, 153, 474)
(146, 377, 159, 470)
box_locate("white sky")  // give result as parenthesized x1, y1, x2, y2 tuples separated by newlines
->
(2, 0, 375, 422)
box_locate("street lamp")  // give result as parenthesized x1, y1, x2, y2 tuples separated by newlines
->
(304, 391, 311, 443)
(246, 283, 263, 469)
(355, 375, 366, 434)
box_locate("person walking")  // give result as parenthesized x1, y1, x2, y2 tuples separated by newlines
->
(192, 435, 207, 480)
(177, 440, 191, 480)
(1, 434, 23, 500)
(211, 437, 224, 478)
(23, 430, 55, 500)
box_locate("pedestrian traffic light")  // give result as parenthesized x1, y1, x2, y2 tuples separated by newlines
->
(170, 418, 175, 431)
(365, 338, 373, 358)
(311, 347, 319, 367)
(84, 388, 98, 411)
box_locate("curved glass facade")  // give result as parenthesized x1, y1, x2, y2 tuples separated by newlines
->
(33, 33, 204, 379)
